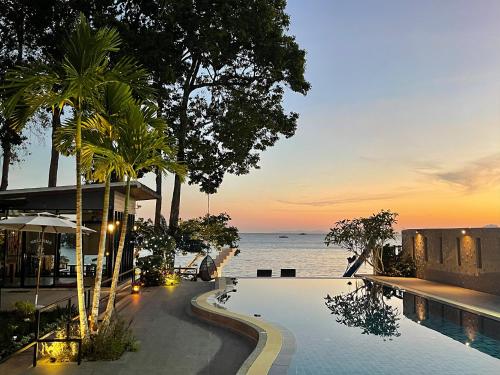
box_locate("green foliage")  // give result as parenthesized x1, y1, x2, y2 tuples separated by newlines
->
(176, 213, 240, 253)
(41, 322, 80, 363)
(135, 216, 176, 286)
(325, 281, 401, 340)
(0, 304, 75, 361)
(83, 315, 138, 361)
(103, 0, 311, 231)
(381, 246, 416, 277)
(41, 314, 137, 363)
(325, 210, 398, 274)
(135, 216, 176, 265)
(14, 301, 36, 318)
(137, 255, 166, 286)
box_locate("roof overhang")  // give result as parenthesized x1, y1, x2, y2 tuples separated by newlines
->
(0, 181, 160, 211)
(0, 181, 159, 201)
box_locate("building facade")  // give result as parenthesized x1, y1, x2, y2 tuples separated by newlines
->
(402, 228, 500, 295)
(0, 182, 159, 288)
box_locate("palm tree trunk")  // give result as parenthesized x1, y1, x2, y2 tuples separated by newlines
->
(75, 110, 90, 339)
(48, 107, 61, 187)
(89, 176, 110, 332)
(0, 140, 11, 191)
(154, 170, 162, 228)
(101, 177, 131, 328)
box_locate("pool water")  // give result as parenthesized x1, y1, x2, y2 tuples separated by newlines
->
(215, 278, 500, 375)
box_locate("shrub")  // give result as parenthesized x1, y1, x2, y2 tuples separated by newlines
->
(40, 323, 80, 363)
(381, 246, 416, 277)
(14, 301, 35, 318)
(137, 255, 166, 286)
(0, 304, 74, 361)
(83, 315, 139, 361)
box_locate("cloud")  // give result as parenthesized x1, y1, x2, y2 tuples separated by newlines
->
(277, 190, 411, 207)
(422, 152, 500, 191)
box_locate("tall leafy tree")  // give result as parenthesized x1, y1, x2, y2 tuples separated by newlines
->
(0, 0, 117, 188)
(325, 210, 398, 276)
(0, 0, 42, 190)
(3, 15, 133, 339)
(103, 0, 310, 230)
(37, 0, 119, 187)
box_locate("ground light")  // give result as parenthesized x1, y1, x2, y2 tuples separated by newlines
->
(131, 267, 142, 294)
(131, 283, 141, 293)
(165, 272, 180, 286)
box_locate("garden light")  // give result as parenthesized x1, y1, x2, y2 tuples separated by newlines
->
(165, 272, 179, 286)
(131, 282, 141, 294)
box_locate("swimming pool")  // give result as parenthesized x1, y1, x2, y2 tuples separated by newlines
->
(214, 278, 500, 375)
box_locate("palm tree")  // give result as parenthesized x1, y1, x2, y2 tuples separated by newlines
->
(56, 81, 138, 332)
(100, 102, 184, 329)
(2, 15, 133, 339)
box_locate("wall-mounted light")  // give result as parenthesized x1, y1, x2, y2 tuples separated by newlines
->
(105, 252, 109, 256)
(415, 230, 419, 234)
(116, 220, 120, 226)
(108, 223, 115, 233)
(461, 229, 466, 235)
(133, 225, 137, 231)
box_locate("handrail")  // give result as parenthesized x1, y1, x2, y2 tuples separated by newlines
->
(1, 268, 135, 366)
(39, 268, 134, 312)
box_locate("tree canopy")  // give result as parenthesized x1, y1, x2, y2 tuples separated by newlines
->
(325, 210, 398, 274)
(177, 213, 240, 254)
(325, 281, 401, 339)
(103, 0, 310, 227)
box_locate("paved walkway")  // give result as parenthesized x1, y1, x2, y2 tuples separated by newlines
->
(1, 288, 111, 311)
(0, 282, 253, 375)
(365, 276, 500, 321)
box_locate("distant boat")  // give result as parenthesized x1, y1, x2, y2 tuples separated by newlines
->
(279, 235, 289, 238)
(298, 233, 307, 235)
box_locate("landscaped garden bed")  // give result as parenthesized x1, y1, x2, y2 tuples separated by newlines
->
(0, 301, 75, 362)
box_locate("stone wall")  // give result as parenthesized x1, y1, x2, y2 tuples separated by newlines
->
(402, 228, 500, 295)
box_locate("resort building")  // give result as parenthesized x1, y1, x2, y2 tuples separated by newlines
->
(402, 228, 500, 295)
(0, 182, 159, 288)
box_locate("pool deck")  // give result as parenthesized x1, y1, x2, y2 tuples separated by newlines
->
(0, 281, 253, 375)
(364, 276, 500, 321)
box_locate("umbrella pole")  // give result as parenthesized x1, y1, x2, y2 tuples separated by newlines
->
(34, 227, 46, 308)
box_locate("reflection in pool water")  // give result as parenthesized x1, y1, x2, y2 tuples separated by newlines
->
(324, 281, 401, 339)
(215, 278, 500, 375)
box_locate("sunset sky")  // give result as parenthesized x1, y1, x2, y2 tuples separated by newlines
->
(9, 0, 500, 232)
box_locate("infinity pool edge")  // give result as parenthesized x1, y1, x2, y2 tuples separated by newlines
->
(191, 279, 283, 375)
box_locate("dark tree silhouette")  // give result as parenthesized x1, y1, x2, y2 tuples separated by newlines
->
(325, 281, 401, 340)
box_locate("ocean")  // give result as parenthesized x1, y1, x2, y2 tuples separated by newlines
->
(175, 233, 375, 277)
(62, 232, 393, 277)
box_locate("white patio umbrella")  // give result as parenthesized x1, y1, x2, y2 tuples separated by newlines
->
(0, 212, 95, 307)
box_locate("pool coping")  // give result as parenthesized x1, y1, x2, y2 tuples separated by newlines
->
(191, 278, 284, 375)
(363, 275, 500, 323)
